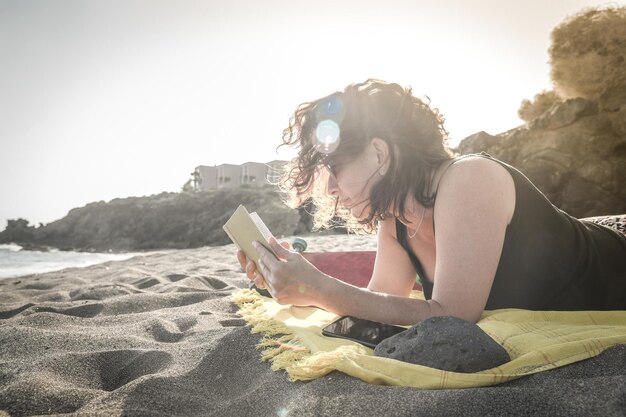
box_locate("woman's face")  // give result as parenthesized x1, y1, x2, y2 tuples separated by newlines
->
(324, 139, 387, 220)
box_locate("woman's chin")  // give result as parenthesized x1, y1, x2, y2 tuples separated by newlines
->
(349, 206, 370, 221)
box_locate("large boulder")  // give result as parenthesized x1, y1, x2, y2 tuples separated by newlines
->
(456, 100, 626, 218)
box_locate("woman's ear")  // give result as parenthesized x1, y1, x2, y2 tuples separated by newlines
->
(370, 137, 390, 174)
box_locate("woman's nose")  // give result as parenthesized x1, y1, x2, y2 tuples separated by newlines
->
(326, 172, 339, 196)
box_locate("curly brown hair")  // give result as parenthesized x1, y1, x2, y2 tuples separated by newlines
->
(277, 79, 455, 233)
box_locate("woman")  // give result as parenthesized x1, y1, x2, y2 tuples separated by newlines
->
(237, 79, 626, 325)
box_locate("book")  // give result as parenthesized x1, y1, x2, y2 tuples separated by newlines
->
(222, 205, 278, 292)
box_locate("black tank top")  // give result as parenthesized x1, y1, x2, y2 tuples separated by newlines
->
(396, 152, 626, 311)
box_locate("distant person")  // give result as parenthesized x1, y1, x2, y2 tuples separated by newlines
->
(237, 79, 626, 325)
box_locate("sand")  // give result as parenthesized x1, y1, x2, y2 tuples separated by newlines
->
(0, 234, 624, 417)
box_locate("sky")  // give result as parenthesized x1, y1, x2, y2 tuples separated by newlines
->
(0, 0, 622, 228)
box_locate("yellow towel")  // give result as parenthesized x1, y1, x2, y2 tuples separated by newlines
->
(232, 288, 626, 389)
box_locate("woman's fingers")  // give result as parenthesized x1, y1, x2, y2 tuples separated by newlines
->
(253, 242, 278, 289)
(255, 259, 267, 287)
(237, 249, 247, 269)
(245, 261, 256, 278)
(268, 237, 295, 259)
(237, 249, 258, 281)
(253, 273, 266, 289)
(237, 248, 267, 289)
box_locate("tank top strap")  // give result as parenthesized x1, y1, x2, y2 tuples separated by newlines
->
(395, 219, 434, 299)
(431, 152, 493, 233)
(438, 152, 492, 179)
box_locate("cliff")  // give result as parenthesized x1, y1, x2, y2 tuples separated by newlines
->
(0, 188, 302, 252)
(456, 100, 626, 218)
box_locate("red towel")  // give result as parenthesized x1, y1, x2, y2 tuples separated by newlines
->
(302, 251, 422, 291)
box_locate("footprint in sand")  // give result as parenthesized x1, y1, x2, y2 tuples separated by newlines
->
(196, 276, 230, 290)
(97, 350, 173, 391)
(218, 318, 247, 327)
(20, 281, 57, 290)
(69, 285, 138, 301)
(0, 303, 35, 319)
(133, 277, 162, 289)
(166, 273, 188, 282)
(145, 316, 198, 343)
(174, 316, 197, 332)
(34, 303, 104, 318)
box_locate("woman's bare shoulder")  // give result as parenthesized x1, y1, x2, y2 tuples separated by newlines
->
(437, 156, 516, 223)
(447, 155, 510, 176)
(442, 156, 514, 194)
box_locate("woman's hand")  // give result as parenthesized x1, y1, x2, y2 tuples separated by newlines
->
(252, 237, 327, 306)
(236, 239, 290, 290)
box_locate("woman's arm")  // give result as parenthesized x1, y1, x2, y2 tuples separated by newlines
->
(254, 238, 444, 325)
(367, 217, 418, 296)
(429, 157, 515, 322)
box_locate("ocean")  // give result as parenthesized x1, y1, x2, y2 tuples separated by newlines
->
(0, 243, 138, 279)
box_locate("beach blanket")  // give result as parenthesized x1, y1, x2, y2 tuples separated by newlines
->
(232, 288, 626, 389)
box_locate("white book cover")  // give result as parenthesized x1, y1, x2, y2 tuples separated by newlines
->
(222, 205, 278, 293)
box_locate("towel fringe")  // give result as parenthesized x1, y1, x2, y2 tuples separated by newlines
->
(284, 349, 351, 381)
(232, 288, 317, 379)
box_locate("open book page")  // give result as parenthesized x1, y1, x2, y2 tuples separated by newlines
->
(222, 205, 278, 293)
(249, 212, 273, 242)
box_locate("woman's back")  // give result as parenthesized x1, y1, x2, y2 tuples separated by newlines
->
(398, 153, 626, 310)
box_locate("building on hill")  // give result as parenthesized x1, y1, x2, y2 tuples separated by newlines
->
(241, 162, 267, 187)
(193, 166, 217, 190)
(217, 164, 241, 189)
(193, 160, 288, 191)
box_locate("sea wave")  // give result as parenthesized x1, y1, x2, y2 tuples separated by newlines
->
(0, 246, 138, 279)
(0, 243, 24, 252)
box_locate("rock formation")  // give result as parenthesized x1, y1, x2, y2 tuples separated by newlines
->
(0, 188, 302, 252)
(456, 101, 625, 218)
(456, 5, 626, 218)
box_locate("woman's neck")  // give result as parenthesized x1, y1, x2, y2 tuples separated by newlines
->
(400, 158, 454, 239)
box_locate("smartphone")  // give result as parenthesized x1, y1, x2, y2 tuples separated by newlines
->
(321, 316, 406, 349)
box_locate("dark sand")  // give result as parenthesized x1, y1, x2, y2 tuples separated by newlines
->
(0, 234, 624, 417)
